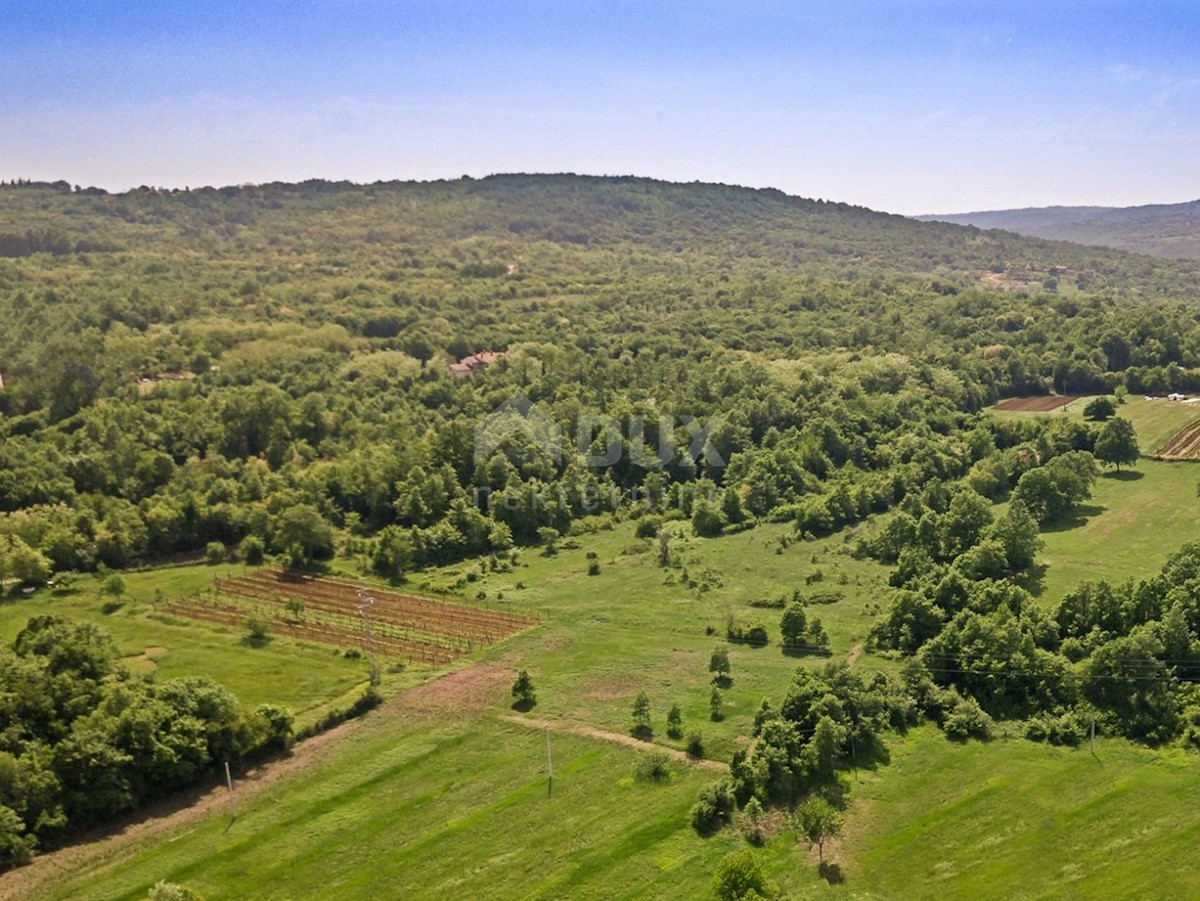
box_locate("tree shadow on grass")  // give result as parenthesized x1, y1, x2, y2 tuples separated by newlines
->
(511, 698, 536, 713)
(1014, 563, 1048, 598)
(819, 862, 844, 885)
(1039, 504, 1106, 534)
(1102, 469, 1144, 481)
(781, 645, 834, 660)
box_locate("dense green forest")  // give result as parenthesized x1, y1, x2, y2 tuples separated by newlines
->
(4, 175, 1200, 876)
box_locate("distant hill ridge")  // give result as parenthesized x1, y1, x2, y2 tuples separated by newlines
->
(2, 173, 1192, 288)
(918, 199, 1200, 260)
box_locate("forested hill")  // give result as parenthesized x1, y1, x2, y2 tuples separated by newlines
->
(3, 171, 1200, 584)
(3, 174, 1196, 284)
(918, 199, 1200, 260)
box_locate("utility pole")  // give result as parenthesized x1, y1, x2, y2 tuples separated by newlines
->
(358, 584, 380, 686)
(545, 727, 553, 797)
(224, 761, 237, 819)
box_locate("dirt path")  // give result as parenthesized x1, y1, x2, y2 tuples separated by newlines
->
(501, 715, 729, 772)
(0, 663, 510, 901)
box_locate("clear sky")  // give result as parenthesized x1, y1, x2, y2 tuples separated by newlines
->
(2, 1, 1198, 214)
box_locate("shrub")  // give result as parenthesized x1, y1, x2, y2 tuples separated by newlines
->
(691, 778, 736, 835)
(0, 805, 35, 868)
(635, 751, 672, 783)
(587, 560, 601, 576)
(634, 517, 661, 539)
(739, 796, 766, 846)
(943, 695, 993, 742)
(727, 617, 769, 646)
(686, 731, 705, 759)
(712, 848, 771, 900)
(241, 535, 265, 566)
(1024, 710, 1088, 746)
(146, 882, 206, 901)
(205, 542, 226, 565)
(243, 613, 271, 646)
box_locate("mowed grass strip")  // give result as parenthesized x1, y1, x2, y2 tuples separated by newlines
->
(32, 716, 749, 901)
(1034, 459, 1200, 603)
(845, 727, 1200, 900)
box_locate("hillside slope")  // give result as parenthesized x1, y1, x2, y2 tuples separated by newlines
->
(919, 199, 1200, 260)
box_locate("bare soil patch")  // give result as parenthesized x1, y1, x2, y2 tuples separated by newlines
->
(993, 395, 1077, 412)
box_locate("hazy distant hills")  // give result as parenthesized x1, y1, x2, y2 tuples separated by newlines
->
(917, 200, 1200, 260)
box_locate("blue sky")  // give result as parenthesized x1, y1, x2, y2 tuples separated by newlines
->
(2, 1, 1198, 213)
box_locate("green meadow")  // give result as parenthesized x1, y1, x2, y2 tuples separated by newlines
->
(991, 394, 1200, 604)
(0, 563, 371, 721)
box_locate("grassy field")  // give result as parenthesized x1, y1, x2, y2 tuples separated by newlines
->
(1034, 460, 1200, 603)
(0, 562, 373, 719)
(26, 709, 772, 901)
(406, 519, 894, 762)
(987, 395, 1200, 604)
(846, 727, 1200, 900)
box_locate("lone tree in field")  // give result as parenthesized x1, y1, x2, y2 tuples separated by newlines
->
(710, 686, 724, 721)
(666, 703, 683, 739)
(795, 796, 843, 863)
(631, 690, 652, 739)
(1094, 417, 1140, 471)
(1083, 396, 1116, 421)
(782, 599, 811, 647)
(243, 613, 271, 647)
(709, 646, 731, 685)
(511, 669, 536, 710)
(101, 573, 126, 603)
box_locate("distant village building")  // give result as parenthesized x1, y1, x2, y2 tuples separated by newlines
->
(448, 350, 503, 377)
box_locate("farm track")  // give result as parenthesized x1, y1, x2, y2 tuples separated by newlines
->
(501, 715, 729, 772)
